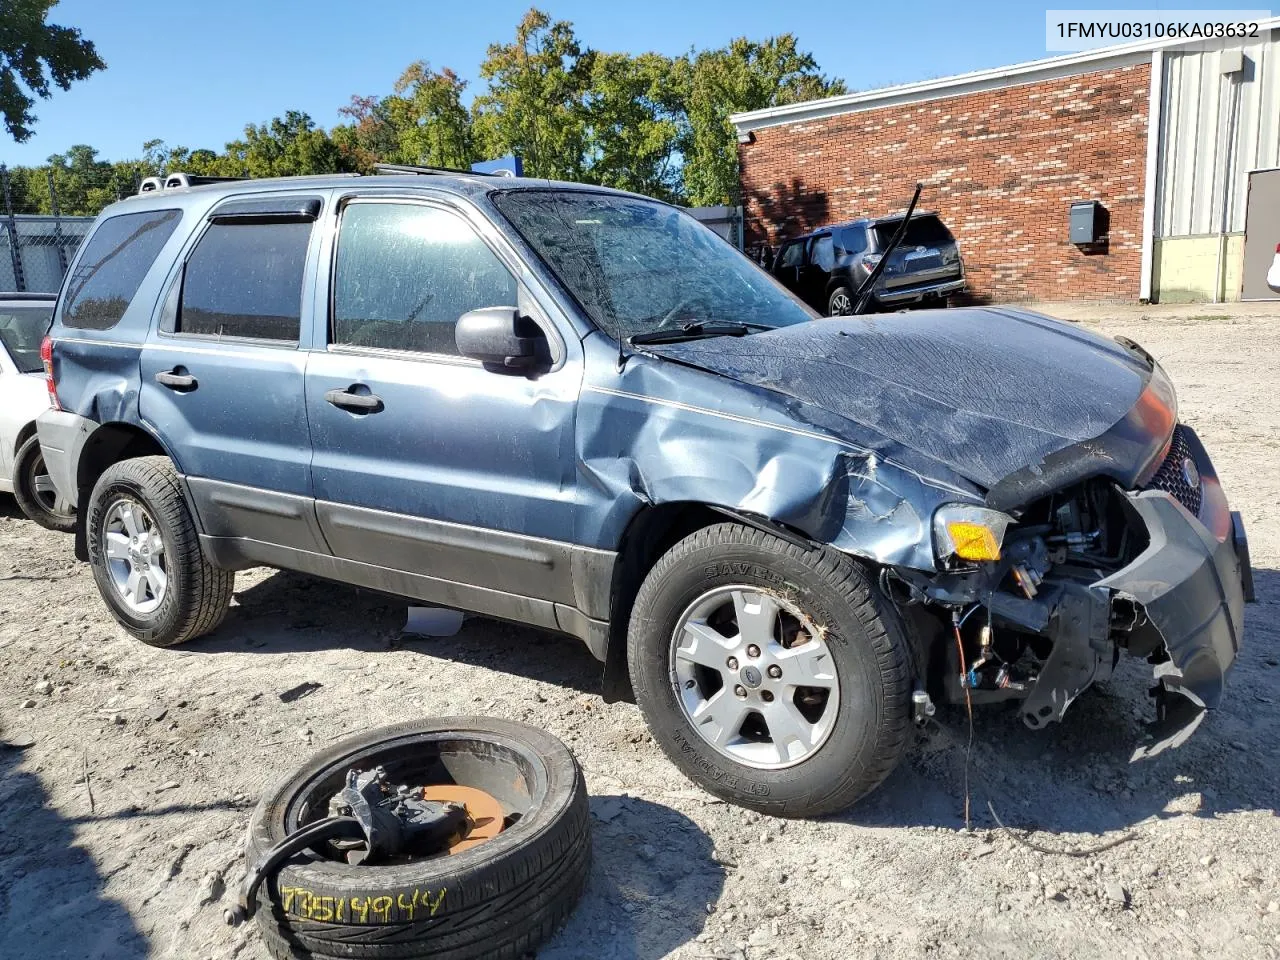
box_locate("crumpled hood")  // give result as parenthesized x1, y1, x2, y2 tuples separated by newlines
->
(647, 307, 1153, 490)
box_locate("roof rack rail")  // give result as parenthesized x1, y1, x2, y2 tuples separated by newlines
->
(137, 172, 250, 195)
(374, 162, 502, 178)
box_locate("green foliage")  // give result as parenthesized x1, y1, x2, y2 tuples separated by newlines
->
(472, 9, 594, 181)
(0, 0, 104, 142)
(682, 36, 846, 206)
(2, 7, 844, 217)
(586, 51, 688, 202)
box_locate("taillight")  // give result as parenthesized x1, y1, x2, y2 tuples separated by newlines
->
(40, 336, 60, 411)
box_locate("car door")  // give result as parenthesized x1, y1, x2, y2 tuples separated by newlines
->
(799, 233, 836, 311)
(772, 238, 807, 296)
(139, 194, 329, 555)
(304, 194, 583, 617)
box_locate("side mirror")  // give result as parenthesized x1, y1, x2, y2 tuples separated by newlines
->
(455, 307, 547, 373)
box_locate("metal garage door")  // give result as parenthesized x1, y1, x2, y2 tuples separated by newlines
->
(1242, 168, 1280, 301)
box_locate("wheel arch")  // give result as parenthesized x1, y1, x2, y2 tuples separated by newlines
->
(71, 421, 187, 561)
(600, 500, 818, 703)
(14, 419, 38, 459)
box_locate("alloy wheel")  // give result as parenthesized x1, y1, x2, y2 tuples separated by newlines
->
(102, 498, 168, 614)
(669, 585, 840, 769)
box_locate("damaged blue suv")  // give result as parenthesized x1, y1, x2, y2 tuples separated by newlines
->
(37, 171, 1252, 816)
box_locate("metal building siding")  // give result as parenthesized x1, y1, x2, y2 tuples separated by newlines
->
(1156, 29, 1280, 237)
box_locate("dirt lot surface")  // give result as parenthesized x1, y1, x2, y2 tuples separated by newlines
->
(2, 304, 1278, 960)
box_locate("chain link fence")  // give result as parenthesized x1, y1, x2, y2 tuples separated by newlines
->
(0, 216, 94, 293)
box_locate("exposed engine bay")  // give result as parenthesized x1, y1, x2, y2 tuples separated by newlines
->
(889, 425, 1251, 760)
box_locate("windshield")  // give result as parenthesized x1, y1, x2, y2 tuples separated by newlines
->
(491, 190, 816, 340)
(0, 304, 54, 373)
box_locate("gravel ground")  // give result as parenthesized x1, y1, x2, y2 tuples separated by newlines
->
(1, 304, 1278, 960)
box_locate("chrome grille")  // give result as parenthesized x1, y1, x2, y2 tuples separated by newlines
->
(1145, 425, 1202, 516)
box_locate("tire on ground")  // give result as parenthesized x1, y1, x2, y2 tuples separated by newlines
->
(86, 455, 233, 647)
(12, 433, 76, 532)
(827, 285, 855, 317)
(628, 522, 912, 817)
(248, 718, 590, 960)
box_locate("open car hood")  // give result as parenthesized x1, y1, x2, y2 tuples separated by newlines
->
(647, 307, 1162, 495)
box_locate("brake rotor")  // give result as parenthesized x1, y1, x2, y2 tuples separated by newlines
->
(419, 785, 505, 854)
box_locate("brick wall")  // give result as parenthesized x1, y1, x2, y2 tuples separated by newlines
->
(738, 63, 1151, 302)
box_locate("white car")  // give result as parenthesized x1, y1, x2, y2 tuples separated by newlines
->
(1, 293, 74, 530)
(1268, 242, 1280, 293)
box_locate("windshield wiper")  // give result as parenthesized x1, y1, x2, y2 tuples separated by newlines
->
(852, 182, 923, 316)
(628, 322, 756, 345)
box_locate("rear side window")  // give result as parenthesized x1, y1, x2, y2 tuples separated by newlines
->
(836, 227, 867, 255)
(872, 215, 954, 249)
(811, 235, 835, 272)
(177, 221, 312, 342)
(332, 203, 517, 356)
(62, 209, 182, 330)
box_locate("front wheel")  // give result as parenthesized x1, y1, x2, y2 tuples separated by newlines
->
(12, 434, 75, 532)
(628, 523, 912, 817)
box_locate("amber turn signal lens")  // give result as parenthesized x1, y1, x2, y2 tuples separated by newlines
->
(945, 521, 1002, 562)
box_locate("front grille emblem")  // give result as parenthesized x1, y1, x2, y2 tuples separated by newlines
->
(1181, 456, 1200, 489)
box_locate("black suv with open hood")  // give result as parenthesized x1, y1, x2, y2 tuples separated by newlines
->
(39, 175, 1250, 817)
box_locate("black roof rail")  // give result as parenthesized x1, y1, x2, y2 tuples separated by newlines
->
(374, 162, 503, 178)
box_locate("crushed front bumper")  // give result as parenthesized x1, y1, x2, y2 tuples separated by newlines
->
(1022, 427, 1248, 758)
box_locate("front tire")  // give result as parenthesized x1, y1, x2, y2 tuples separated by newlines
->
(628, 523, 912, 817)
(86, 456, 233, 647)
(12, 434, 76, 532)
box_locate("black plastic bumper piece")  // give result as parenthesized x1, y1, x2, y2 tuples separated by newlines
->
(1098, 455, 1245, 758)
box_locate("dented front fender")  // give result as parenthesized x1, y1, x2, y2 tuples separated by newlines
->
(576, 336, 980, 570)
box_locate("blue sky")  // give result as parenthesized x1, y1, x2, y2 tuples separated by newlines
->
(1, 0, 1246, 165)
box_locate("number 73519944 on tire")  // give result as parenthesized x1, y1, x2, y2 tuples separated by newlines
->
(628, 523, 913, 818)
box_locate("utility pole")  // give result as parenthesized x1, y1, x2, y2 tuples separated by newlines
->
(47, 167, 69, 278)
(1, 164, 25, 292)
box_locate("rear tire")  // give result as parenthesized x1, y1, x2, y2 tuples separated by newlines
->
(827, 286, 854, 316)
(628, 523, 912, 817)
(12, 434, 75, 532)
(86, 456, 233, 647)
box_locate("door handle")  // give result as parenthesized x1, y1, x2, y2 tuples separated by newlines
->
(324, 387, 383, 413)
(155, 369, 197, 391)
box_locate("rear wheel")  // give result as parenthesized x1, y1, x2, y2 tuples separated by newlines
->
(12, 434, 75, 532)
(827, 286, 854, 316)
(86, 456, 233, 647)
(628, 523, 912, 816)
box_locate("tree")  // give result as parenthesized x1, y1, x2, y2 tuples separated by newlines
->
(585, 52, 687, 202)
(472, 8, 594, 181)
(385, 62, 474, 169)
(1, 0, 104, 142)
(681, 36, 846, 206)
(332, 95, 399, 173)
(222, 111, 347, 178)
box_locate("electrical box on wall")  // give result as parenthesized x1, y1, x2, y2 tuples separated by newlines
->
(1069, 201, 1104, 245)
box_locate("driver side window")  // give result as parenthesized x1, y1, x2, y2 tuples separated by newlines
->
(332, 202, 517, 355)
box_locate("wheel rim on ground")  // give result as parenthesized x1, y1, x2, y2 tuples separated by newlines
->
(286, 735, 540, 865)
(102, 497, 168, 614)
(829, 292, 852, 315)
(669, 585, 841, 770)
